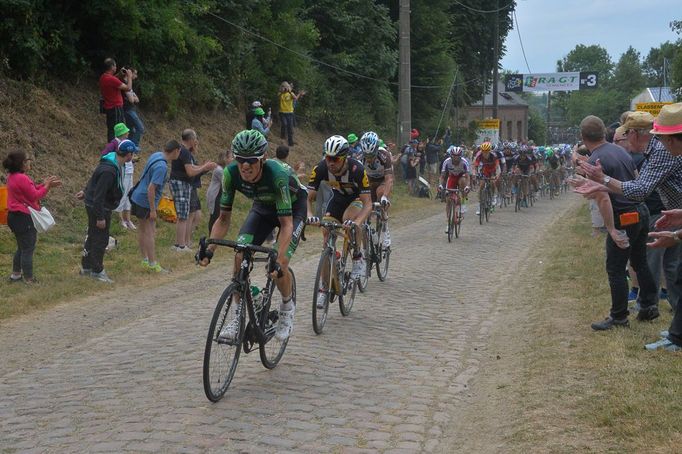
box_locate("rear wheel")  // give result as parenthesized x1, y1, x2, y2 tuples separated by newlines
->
(203, 283, 243, 402)
(259, 270, 294, 369)
(339, 247, 357, 316)
(312, 249, 332, 335)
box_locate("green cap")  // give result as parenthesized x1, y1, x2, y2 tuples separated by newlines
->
(253, 107, 265, 116)
(347, 133, 358, 143)
(379, 139, 386, 148)
(114, 123, 130, 137)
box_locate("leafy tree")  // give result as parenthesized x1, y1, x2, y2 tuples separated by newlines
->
(556, 44, 613, 85)
(643, 41, 679, 87)
(527, 106, 546, 144)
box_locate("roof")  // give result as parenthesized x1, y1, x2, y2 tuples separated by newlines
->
(645, 87, 674, 103)
(472, 80, 528, 108)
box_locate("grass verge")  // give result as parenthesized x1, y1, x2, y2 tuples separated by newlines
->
(507, 202, 682, 452)
(0, 182, 438, 319)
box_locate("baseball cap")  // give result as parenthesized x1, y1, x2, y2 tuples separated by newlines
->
(347, 133, 358, 143)
(117, 139, 137, 155)
(252, 100, 262, 108)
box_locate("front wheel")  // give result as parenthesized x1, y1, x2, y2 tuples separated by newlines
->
(339, 248, 357, 316)
(454, 200, 462, 238)
(447, 201, 454, 243)
(203, 283, 243, 402)
(357, 225, 370, 293)
(376, 223, 390, 282)
(312, 249, 333, 335)
(259, 269, 294, 369)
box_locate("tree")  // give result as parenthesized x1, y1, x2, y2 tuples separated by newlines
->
(527, 106, 546, 144)
(556, 44, 613, 85)
(643, 41, 679, 87)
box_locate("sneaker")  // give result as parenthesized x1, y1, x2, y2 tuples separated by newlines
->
(218, 314, 241, 343)
(147, 262, 169, 273)
(660, 330, 670, 338)
(475, 209, 481, 215)
(591, 316, 629, 331)
(630, 302, 642, 312)
(461, 204, 467, 214)
(636, 306, 660, 322)
(120, 222, 129, 230)
(627, 287, 639, 302)
(645, 338, 682, 352)
(383, 230, 391, 248)
(316, 290, 328, 309)
(9, 274, 22, 283)
(275, 306, 295, 341)
(172, 245, 191, 252)
(90, 270, 114, 284)
(79, 268, 92, 276)
(351, 255, 366, 279)
(125, 220, 137, 230)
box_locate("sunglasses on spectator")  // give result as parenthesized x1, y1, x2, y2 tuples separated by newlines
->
(235, 156, 261, 165)
(325, 155, 345, 163)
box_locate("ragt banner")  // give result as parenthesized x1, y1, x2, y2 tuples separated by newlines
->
(505, 72, 598, 92)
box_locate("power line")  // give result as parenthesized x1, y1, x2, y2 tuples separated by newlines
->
(451, 0, 512, 14)
(513, 10, 532, 73)
(204, 9, 465, 89)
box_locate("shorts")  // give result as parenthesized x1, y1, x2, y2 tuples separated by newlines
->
(236, 195, 307, 259)
(189, 187, 201, 213)
(480, 168, 495, 179)
(324, 192, 363, 222)
(115, 173, 133, 212)
(130, 201, 151, 220)
(169, 179, 191, 220)
(369, 180, 385, 203)
(446, 175, 463, 190)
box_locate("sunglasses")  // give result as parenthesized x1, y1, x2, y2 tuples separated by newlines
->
(235, 156, 261, 165)
(325, 155, 346, 163)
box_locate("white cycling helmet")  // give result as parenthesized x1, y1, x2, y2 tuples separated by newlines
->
(360, 131, 379, 155)
(323, 135, 350, 157)
(447, 145, 463, 157)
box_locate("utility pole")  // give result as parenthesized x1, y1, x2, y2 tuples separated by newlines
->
(546, 91, 552, 144)
(399, 0, 411, 147)
(492, 0, 500, 120)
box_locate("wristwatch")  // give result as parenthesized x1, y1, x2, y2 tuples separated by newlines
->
(673, 230, 682, 243)
(603, 175, 611, 186)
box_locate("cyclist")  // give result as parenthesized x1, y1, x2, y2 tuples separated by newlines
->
(360, 131, 394, 247)
(197, 130, 306, 342)
(439, 146, 471, 228)
(512, 146, 534, 202)
(306, 135, 372, 281)
(473, 141, 501, 215)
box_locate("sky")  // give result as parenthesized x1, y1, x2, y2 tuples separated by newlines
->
(501, 0, 680, 74)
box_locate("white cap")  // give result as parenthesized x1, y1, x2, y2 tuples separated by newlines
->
(251, 100, 262, 108)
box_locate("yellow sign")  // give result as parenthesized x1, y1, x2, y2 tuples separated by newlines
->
(477, 119, 500, 129)
(636, 102, 672, 116)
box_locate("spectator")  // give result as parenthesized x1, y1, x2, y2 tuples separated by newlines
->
(114, 136, 139, 230)
(207, 149, 233, 235)
(274, 144, 306, 180)
(416, 141, 426, 176)
(410, 128, 420, 141)
(3, 151, 61, 283)
(573, 142, 604, 236)
(246, 100, 261, 130)
(442, 127, 452, 149)
(406, 144, 420, 195)
(278, 81, 305, 146)
(130, 140, 182, 273)
(425, 137, 441, 184)
(101, 123, 130, 156)
(78, 140, 136, 283)
(169, 129, 217, 252)
(574, 115, 659, 330)
(99, 58, 131, 142)
(121, 67, 144, 148)
(348, 133, 362, 161)
(250, 107, 272, 137)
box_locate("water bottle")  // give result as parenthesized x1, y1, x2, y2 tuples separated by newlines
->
(251, 285, 263, 314)
(614, 229, 630, 248)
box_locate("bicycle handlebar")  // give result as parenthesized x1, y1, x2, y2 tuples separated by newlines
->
(206, 238, 278, 260)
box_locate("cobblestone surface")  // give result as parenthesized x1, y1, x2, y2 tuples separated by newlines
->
(0, 194, 578, 452)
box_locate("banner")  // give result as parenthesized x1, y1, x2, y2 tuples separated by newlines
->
(477, 119, 500, 129)
(476, 119, 500, 145)
(635, 102, 672, 116)
(505, 72, 598, 92)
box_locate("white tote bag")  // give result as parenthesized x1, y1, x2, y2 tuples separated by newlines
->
(28, 206, 56, 233)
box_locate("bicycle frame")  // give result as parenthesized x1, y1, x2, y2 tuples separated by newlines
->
(318, 221, 355, 293)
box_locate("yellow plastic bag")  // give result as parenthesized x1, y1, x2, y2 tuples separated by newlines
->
(157, 196, 177, 223)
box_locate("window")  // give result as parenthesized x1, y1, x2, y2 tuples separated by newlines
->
(507, 121, 512, 140)
(517, 120, 523, 141)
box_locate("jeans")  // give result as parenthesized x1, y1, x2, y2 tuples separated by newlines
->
(124, 108, 145, 146)
(668, 259, 682, 346)
(279, 112, 295, 146)
(82, 206, 111, 274)
(646, 213, 681, 311)
(605, 205, 657, 319)
(8, 211, 37, 279)
(105, 107, 126, 142)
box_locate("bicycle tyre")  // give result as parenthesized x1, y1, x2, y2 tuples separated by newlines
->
(447, 201, 454, 243)
(259, 269, 294, 369)
(454, 201, 462, 238)
(479, 189, 485, 225)
(339, 246, 357, 316)
(484, 187, 491, 223)
(357, 225, 370, 293)
(312, 249, 333, 335)
(203, 283, 243, 402)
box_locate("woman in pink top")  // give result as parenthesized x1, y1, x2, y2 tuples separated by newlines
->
(3, 151, 61, 283)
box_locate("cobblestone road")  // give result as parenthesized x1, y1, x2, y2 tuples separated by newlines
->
(0, 194, 578, 453)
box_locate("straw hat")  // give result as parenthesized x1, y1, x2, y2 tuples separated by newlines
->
(650, 103, 682, 135)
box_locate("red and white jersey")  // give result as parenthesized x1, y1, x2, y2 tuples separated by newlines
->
(441, 157, 470, 177)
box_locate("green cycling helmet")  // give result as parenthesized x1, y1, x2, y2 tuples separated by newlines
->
(546, 148, 554, 158)
(232, 129, 268, 157)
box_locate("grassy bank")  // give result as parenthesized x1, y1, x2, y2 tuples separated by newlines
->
(508, 203, 681, 452)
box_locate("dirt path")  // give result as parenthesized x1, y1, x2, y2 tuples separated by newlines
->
(0, 194, 580, 453)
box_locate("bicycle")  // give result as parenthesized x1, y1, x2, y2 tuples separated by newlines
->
(201, 238, 296, 402)
(310, 220, 359, 334)
(445, 188, 463, 242)
(363, 201, 391, 281)
(514, 174, 531, 212)
(478, 176, 494, 224)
